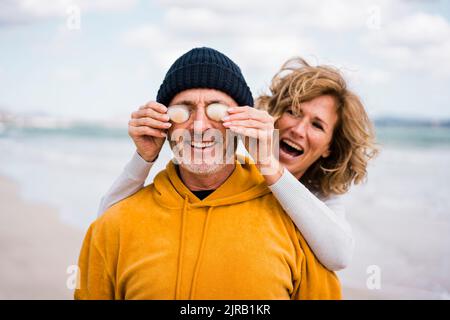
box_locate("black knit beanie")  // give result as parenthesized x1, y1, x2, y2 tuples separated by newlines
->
(156, 47, 254, 107)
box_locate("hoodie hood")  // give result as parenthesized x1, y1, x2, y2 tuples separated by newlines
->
(152, 155, 271, 209)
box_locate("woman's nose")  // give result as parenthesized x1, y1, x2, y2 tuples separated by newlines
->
(291, 118, 307, 138)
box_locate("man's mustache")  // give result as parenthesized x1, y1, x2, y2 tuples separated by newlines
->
(168, 128, 234, 144)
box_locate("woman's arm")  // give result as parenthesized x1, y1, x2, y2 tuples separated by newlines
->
(268, 168, 354, 271)
(97, 151, 155, 217)
(97, 100, 170, 216)
(223, 106, 354, 271)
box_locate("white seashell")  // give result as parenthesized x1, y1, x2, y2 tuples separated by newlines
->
(167, 104, 190, 123)
(206, 103, 229, 122)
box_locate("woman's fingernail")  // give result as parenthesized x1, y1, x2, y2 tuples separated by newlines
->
(164, 123, 172, 127)
(223, 116, 230, 121)
(223, 122, 230, 126)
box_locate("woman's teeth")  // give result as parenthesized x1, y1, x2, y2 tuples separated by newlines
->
(283, 139, 303, 152)
(280, 139, 304, 157)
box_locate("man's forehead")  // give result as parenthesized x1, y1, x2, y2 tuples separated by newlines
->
(169, 88, 237, 106)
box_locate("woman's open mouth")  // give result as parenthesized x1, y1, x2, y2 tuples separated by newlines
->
(279, 139, 304, 158)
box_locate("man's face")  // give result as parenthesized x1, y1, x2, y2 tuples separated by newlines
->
(168, 88, 239, 175)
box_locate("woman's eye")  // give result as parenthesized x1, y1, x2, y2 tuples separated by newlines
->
(286, 109, 301, 118)
(313, 122, 323, 131)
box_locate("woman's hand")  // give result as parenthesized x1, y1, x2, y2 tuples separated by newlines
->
(223, 106, 284, 183)
(128, 101, 172, 162)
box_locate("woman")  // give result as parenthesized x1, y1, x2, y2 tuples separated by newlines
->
(98, 57, 378, 271)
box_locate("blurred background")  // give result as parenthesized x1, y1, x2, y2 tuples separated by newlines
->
(0, 0, 449, 299)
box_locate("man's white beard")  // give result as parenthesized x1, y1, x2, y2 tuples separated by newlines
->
(169, 128, 238, 175)
(179, 162, 227, 175)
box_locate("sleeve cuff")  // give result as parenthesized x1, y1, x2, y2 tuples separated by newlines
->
(268, 167, 301, 193)
(125, 151, 155, 181)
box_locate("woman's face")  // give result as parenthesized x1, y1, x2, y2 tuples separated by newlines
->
(275, 95, 339, 180)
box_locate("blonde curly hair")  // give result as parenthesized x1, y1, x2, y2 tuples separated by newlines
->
(257, 57, 379, 197)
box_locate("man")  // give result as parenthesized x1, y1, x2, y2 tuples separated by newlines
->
(75, 47, 341, 299)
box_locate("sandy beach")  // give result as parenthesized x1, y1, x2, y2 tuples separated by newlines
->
(0, 175, 83, 299)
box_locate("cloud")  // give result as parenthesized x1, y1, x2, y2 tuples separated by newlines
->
(120, 0, 412, 97)
(0, 0, 137, 26)
(157, 0, 399, 31)
(122, 0, 408, 94)
(342, 64, 392, 89)
(52, 66, 83, 82)
(383, 13, 450, 47)
(120, 0, 450, 119)
(363, 12, 450, 77)
(121, 2, 321, 92)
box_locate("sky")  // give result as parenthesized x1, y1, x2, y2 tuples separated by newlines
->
(1, 0, 450, 122)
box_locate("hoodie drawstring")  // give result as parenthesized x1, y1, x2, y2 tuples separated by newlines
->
(175, 195, 189, 300)
(175, 196, 214, 299)
(189, 206, 213, 299)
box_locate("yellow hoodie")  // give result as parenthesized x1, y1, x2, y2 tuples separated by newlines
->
(75, 157, 341, 300)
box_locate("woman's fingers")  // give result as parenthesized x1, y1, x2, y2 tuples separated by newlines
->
(129, 117, 172, 130)
(133, 102, 169, 122)
(128, 125, 167, 138)
(223, 107, 274, 134)
(226, 106, 253, 113)
(228, 126, 260, 139)
(227, 125, 273, 140)
(129, 101, 170, 139)
(132, 108, 170, 122)
(139, 101, 168, 113)
(223, 119, 270, 130)
(224, 106, 273, 123)
(224, 107, 274, 139)
(226, 107, 276, 168)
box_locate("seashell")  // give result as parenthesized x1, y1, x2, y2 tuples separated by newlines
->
(167, 104, 190, 123)
(206, 103, 229, 122)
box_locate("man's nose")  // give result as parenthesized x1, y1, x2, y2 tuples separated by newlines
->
(189, 107, 213, 133)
